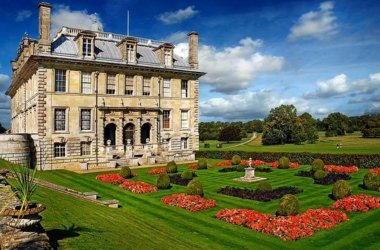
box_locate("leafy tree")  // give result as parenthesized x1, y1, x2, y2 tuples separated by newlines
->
(299, 112, 319, 143)
(323, 112, 349, 136)
(218, 125, 242, 143)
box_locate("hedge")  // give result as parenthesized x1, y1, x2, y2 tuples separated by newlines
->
(195, 151, 380, 168)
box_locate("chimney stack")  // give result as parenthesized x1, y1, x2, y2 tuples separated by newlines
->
(188, 31, 198, 69)
(38, 2, 52, 53)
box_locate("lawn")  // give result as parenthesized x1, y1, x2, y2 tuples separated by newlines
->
(200, 132, 380, 154)
(2, 159, 379, 249)
(199, 133, 253, 150)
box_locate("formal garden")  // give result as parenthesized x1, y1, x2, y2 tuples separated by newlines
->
(1, 156, 379, 249)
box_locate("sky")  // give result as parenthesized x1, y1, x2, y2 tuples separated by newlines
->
(0, 0, 380, 128)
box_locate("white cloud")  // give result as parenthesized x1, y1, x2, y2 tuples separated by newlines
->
(164, 31, 188, 44)
(0, 74, 10, 92)
(158, 6, 198, 24)
(315, 108, 330, 115)
(288, 1, 338, 41)
(51, 5, 104, 36)
(304, 74, 350, 98)
(16, 10, 32, 22)
(175, 37, 284, 93)
(352, 72, 380, 94)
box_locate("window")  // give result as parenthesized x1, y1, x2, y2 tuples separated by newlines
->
(54, 109, 66, 131)
(55, 69, 66, 92)
(106, 74, 116, 94)
(127, 44, 135, 62)
(83, 38, 92, 57)
(143, 77, 151, 96)
(181, 137, 188, 150)
(181, 80, 188, 98)
(181, 110, 188, 129)
(163, 110, 170, 129)
(54, 143, 66, 157)
(163, 79, 170, 97)
(80, 109, 91, 131)
(164, 49, 171, 66)
(125, 76, 134, 95)
(80, 142, 91, 155)
(81, 72, 91, 94)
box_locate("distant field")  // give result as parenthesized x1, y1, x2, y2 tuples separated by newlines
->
(200, 132, 380, 154)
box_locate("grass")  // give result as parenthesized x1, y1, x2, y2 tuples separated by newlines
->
(1, 159, 379, 249)
(199, 133, 253, 150)
(200, 132, 380, 154)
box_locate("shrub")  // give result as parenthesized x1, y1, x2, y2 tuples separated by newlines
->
(256, 181, 272, 191)
(236, 164, 246, 172)
(312, 159, 324, 172)
(231, 155, 241, 165)
(314, 173, 351, 185)
(166, 161, 178, 173)
(119, 166, 132, 178)
(363, 172, 380, 191)
(198, 158, 208, 170)
(156, 173, 171, 189)
(187, 179, 204, 197)
(278, 157, 289, 169)
(276, 194, 300, 216)
(181, 170, 194, 180)
(332, 180, 351, 200)
(314, 170, 328, 180)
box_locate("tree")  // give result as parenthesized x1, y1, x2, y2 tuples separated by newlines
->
(0, 122, 6, 134)
(299, 112, 319, 143)
(218, 125, 242, 143)
(262, 105, 298, 145)
(323, 112, 349, 137)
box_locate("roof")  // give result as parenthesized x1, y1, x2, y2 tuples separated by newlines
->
(50, 27, 191, 69)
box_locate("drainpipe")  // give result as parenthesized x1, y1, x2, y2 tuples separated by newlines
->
(95, 71, 99, 166)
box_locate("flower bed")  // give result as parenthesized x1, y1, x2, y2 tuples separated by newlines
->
(314, 173, 351, 185)
(215, 159, 299, 169)
(332, 194, 380, 212)
(324, 165, 359, 174)
(218, 166, 273, 173)
(96, 174, 126, 185)
(295, 170, 314, 177)
(215, 160, 232, 167)
(217, 186, 303, 202)
(369, 168, 380, 175)
(147, 168, 167, 175)
(119, 180, 158, 194)
(215, 208, 347, 240)
(188, 164, 212, 170)
(169, 173, 197, 186)
(161, 193, 217, 212)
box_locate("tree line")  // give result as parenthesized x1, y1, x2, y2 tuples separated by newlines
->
(200, 105, 380, 145)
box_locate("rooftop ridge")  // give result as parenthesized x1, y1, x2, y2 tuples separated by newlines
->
(53, 26, 168, 47)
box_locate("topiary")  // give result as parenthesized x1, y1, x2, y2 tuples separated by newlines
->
(276, 194, 300, 216)
(256, 181, 272, 191)
(181, 170, 194, 180)
(312, 159, 325, 172)
(363, 172, 380, 191)
(231, 155, 241, 165)
(332, 180, 351, 200)
(236, 164, 246, 172)
(157, 173, 171, 189)
(119, 166, 132, 178)
(187, 179, 204, 197)
(278, 157, 289, 169)
(197, 158, 208, 170)
(314, 170, 328, 180)
(166, 161, 178, 173)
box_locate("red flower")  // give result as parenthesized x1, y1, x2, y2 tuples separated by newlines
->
(332, 194, 380, 212)
(96, 174, 126, 185)
(324, 165, 359, 174)
(216, 208, 347, 241)
(369, 168, 380, 175)
(215, 160, 232, 167)
(188, 164, 199, 170)
(119, 180, 158, 194)
(161, 193, 217, 212)
(148, 167, 167, 175)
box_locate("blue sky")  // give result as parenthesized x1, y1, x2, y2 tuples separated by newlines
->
(0, 0, 380, 128)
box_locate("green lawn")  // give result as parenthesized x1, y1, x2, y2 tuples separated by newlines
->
(2, 160, 379, 249)
(200, 132, 380, 154)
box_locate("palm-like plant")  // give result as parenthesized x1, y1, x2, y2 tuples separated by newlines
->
(11, 165, 38, 214)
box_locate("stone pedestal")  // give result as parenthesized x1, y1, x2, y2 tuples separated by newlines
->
(234, 167, 267, 183)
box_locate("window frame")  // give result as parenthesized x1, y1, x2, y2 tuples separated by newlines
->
(54, 143, 66, 157)
(80, 141, 91, 156)
(162, 110, 171, 129)
(181, 137, 188, 150)
(54, 108, 66, 132)
(106, 74, 116, 95)
(164, 49, 172, 66)
(181, 110, 189, 129)
(163, 79, 171, 97)
(83, 38, 92, 57)
(127, 44, 135, 62)
(80, 109, 92, 131)
(55, 69, 66, 92)
(181, 80, 188, 98)
(125, 76, 134, 95)
(81, 72, 92, 94)
(143, 77, 151, 96)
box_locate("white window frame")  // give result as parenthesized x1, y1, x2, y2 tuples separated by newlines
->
(164, 49, 172, 66)
(54, 108, 66, 132)
(143, 77, 151, 96)
(162, 110, 170, 129)
(163, 79, 170, 97)
(181, 110, 189, 129)
(81, 72, 92, 94)
(80, 109, 91, 131)
(55, 69, 66, 92)
(181, 137, 188, 150)
(106, 74, 116, 95)
(127, 44, 135, 62)
(83, 38, 92, 57)
(125, 76, 134, 95)
(80, 141, 91, 156)
(181, 80, 188, 98)
(54, 143, 66, 157)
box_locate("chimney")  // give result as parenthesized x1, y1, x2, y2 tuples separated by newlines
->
(188, 31, 199, 69)
(38, 2, 52, 53)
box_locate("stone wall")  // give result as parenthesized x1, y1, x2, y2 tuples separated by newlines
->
(0, 134, 33, 167)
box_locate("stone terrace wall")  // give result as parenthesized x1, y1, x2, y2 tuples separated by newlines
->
(0, 134, 33, 167)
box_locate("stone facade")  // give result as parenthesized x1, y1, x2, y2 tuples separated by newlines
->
(5, 3, 205, 170)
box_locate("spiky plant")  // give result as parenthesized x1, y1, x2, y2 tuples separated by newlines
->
(11, 165, 38, 214)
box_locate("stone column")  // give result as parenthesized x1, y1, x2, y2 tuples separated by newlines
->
(135, 116, 141, 145)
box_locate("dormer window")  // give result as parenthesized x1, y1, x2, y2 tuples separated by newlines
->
(117, 37, 138, 63)
(154, 43, 174, 67)
(164, 49, 172, 66)
(83, 38, 92, 57)
(127, 44, 135, 62)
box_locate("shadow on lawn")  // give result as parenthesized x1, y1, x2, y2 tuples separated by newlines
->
(47, 224, 90, 249)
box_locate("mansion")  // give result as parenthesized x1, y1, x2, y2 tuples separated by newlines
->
(5, 3, 204, 170)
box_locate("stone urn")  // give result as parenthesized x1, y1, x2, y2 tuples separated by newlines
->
(2, 203, 45, 229)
